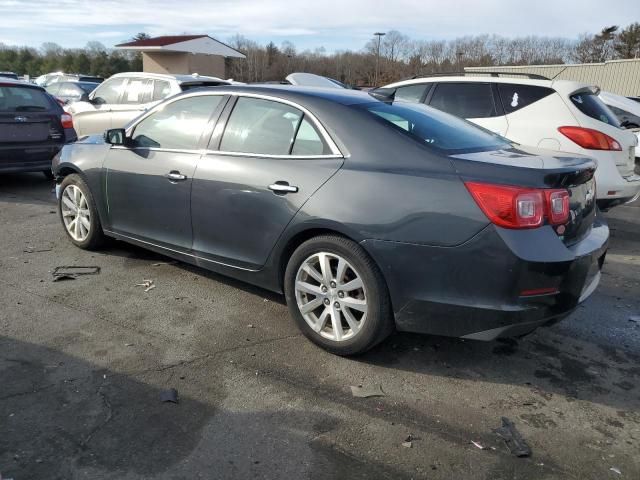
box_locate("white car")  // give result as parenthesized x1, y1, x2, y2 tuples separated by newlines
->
(67, 72, 230, 137)
(381, 75, 640, 209)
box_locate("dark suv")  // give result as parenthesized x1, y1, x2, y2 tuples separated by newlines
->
(1, 78, 77, 178)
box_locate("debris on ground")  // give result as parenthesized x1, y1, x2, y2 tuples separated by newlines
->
(247, 324, 255, 328)
(135, 279, 156, 292)
(52, 266, 100, 281)
(350, 384, 386, 398)
(629, 315, 640, 323)
(493, 417, 532, 457)
(152, 261, 177, 266)
(609, 467, 621, 475)
(160, 388, 179, 403)
(402, 434, 413, 448)
(24, 246, 53, 253)
(471, 440, 495, 450)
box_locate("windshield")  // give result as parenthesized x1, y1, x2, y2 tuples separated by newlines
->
(570, 91, 620, 127)
(0, 86, 52, 112)
(355, 101, 511, 154)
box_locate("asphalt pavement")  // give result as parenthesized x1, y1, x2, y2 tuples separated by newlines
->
(0, 172, 638, 479)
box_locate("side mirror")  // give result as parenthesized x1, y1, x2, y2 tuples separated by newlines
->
(104, 128, 127, 146)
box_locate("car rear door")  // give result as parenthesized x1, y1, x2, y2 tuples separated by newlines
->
(191, 95, 344, 270)
(427, 82, 509, 136)
(103, 93, 228, 250)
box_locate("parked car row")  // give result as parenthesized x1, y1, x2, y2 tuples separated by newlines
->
(51, 84, 608, 355)
(378, 73, 640, 210)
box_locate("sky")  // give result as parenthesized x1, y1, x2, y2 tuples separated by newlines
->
(1, 0, 639, 52)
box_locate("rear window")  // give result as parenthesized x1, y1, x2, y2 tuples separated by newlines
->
(0, 86, 52, 112)
(357, 101, 510, 154)
(570, 91, 620, 127)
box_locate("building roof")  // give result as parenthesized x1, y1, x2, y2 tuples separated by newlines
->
(115, 35, 246, 59)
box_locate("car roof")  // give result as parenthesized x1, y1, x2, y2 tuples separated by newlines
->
(109, 71, 229, 84)
(384, 76, 594, 95)
(0, 77, 43, 89)
(182, 84, 377, 106)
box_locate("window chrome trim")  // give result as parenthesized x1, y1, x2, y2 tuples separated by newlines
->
(202, 150, 342, 160)
(124, 90, 344, 158)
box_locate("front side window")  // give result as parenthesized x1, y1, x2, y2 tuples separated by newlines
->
(497, 84, 555, 114)
(357, 101, 510, 154)
(570, 91, 620, 127)
(429, 82, 498, 119)
(220, 97, 302, 155)
(395, 84, 429, 103)
(92, 78, 126, 105)
(131, 95, 223, 150)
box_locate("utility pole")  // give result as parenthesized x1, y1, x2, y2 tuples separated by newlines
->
(374, 32, 386, 86)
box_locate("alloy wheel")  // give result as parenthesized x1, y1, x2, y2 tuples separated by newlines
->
(294, 252, 368, 341)
(61, 184, 91, 242)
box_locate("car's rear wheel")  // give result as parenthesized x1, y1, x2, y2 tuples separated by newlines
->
(284, 235, 393, 355)
(58, 174, 105, 250)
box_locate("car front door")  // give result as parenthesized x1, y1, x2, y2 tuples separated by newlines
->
(191, 95, 344, 270)
(103, 94, 227, 250)
(428, 82, 509, 136)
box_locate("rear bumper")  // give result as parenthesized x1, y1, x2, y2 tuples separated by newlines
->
(0, 143, 63, 173)
(362, 217, 608, 340)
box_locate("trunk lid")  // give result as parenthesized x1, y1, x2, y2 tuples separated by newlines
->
(450, 146, 598, 245)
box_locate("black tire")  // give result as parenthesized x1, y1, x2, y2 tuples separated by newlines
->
(58, 174, 106, 250)
(284, 235, 394, 355)
(42, 169, 54, 180)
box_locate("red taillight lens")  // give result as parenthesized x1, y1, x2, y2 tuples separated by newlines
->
(558, 126, 621, 151)
(61, 113, 73, 129)
(465, 182, 570, 230)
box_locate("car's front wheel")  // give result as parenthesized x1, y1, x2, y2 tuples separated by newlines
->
(58, 174, 105, 250)
(284, 235, 393, 355)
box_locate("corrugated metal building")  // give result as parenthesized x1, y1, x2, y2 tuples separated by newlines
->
(466, 59, 640, 96)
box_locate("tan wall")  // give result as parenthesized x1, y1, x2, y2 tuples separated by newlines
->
(142, 52, 226, 78)
(466, 59, 640, 96)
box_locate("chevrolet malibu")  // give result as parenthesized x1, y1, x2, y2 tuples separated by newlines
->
(52, 86, 608, 355)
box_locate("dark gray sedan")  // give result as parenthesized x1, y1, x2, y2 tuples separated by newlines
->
(52, 86, 608, 355)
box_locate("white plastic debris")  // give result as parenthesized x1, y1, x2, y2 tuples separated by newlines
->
(135, 279, 155, 292)
(610, 467, 621, 475)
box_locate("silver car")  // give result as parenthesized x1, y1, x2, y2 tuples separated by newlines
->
(67, 72, 230, 136)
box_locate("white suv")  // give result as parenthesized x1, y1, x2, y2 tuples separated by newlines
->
(68, 72, 230, 137)
(381, 74, 640, 209)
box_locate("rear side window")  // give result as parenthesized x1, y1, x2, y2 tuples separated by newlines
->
(0, 86, 52, 112)
(92, 78, 126, 104)
(132, 95, 223, 150)
(122, 78, 153, 105)
(152, 80, 172, 101)
(291, 117, 330, 155)
(395, 84, 429, 103)
(358, 101, 510, 153)
(429, 83, 498, 118)
(497, 84, 555, 114)
(570, 91, 620, 127)
(220, 97, 302, 155)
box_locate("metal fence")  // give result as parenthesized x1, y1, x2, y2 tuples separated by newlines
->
(466, 59, 640, 96)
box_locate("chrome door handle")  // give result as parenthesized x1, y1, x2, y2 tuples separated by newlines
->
(165, 171, 187, 182)
(269, 182, 298, 194)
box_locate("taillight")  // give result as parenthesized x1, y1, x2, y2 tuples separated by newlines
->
(558, 126, 621, 151)
(61, 113, 73, 129)
(465, 182, 570, 229)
